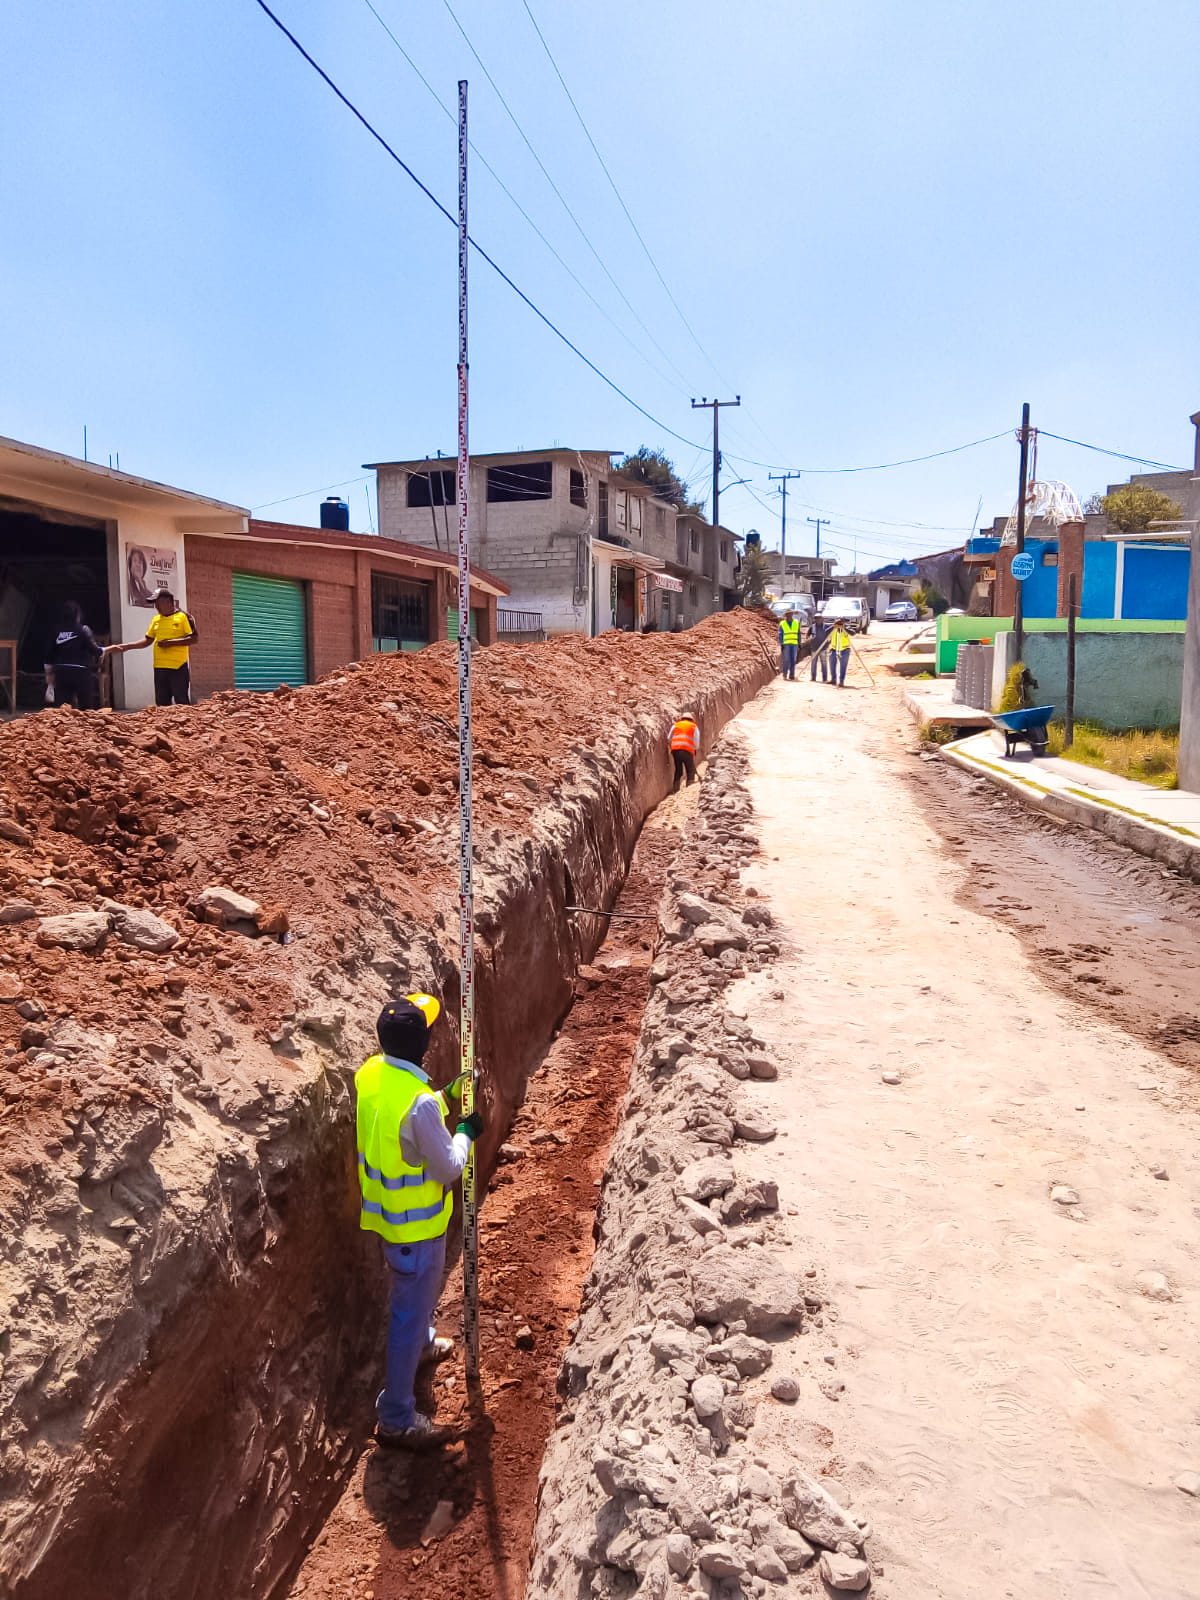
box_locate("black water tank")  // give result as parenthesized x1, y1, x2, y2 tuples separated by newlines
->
(320, 496, 350, 531)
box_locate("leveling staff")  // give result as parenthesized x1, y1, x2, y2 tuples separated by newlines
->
(355, 993, 484, 1450)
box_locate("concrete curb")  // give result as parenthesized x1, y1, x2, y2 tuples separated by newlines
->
(941, 738, 1200, 884)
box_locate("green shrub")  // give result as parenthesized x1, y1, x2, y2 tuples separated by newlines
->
(911, 582, 949, 616)
(997, 663, 1029, 714)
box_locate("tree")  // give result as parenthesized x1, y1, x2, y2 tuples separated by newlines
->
(616, 447, 705, 515)
(737, 544, 770, 607)
(1083, 493, 1104, 515)
(1099, 483, 1183, 532)
(910, 582, 949, 616)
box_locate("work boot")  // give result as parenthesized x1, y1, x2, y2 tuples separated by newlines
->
(375, 1412, 452, 1451)
(419, 1335, 455, 1368)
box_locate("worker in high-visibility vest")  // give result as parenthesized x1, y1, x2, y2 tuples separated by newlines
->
(355, 992, 484, 1449)
(778, 609, 802, 680)
(828, 622, 853, 686)
(669, 710, 699, 790)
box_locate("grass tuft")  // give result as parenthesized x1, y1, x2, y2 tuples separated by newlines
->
(1046, 722, 1179, 790)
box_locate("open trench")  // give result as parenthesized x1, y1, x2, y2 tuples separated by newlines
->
(0, 624, 776, 1600)
(287, 782, 701, 1600)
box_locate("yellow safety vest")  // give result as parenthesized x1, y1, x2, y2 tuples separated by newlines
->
(354, 1055, 454, 1244)
(829, 627, 851, 651)
(779, 618, 801, 646)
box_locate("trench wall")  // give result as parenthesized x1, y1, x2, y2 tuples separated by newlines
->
(2, 638, 773, 1600)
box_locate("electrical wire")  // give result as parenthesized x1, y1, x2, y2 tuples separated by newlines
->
(724, 429, 1011, 476)
(250, 0, 706, 451)
(439, 0, 696, 392)
(792, 501, 973, 533)
(735, 478, 783, 526)
(250, 4, 1062, 494)
(1038, 431, 1188, 473)
(360, 0, 695, 405)
(252, 472, 371, 511)
(516, 0, 733, 393)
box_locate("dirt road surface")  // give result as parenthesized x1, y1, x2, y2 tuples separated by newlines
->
(727, 636, 1199, 1598)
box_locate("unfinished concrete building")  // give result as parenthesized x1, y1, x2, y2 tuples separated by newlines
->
(368, 447, 730, 637)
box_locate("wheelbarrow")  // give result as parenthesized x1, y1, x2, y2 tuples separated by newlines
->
(989, 705, 1055, 758)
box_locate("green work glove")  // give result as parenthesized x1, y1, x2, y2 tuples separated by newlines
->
(456, 1110, 484, 1142)
(445, 1072, 468, 1102)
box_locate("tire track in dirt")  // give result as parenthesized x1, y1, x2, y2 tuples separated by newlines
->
(901, 733, 1200, 1088)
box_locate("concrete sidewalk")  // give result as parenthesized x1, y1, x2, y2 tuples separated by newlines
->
(901, 677, 992, 728)
(943, 728, 1200, 880)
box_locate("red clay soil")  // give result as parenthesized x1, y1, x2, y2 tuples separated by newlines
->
(0, 615, 771, 1210)
(287, 795, 694, 1600)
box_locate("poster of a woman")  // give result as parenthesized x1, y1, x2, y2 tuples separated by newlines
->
(126, 545, 176, 608)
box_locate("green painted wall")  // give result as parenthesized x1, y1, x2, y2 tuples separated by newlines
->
(935, 613, 1185, 675)
(1022, 632, 1184, 729)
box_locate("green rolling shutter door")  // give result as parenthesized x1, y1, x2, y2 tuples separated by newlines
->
(446, 607, 480, 642)
(232, 572, 309, 691)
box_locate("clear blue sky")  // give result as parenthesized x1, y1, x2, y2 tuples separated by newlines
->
(2, 0, 1197, 571)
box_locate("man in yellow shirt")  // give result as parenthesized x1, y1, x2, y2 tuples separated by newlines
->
(106, 589, 199, 705)
(828, 622, 852, 687)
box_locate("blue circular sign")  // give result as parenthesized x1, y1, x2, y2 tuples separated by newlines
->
(1010, 551, 1036, 581)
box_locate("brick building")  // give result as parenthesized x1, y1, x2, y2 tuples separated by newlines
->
(184, 520, 507, 699)
(0, 435, 506, 711)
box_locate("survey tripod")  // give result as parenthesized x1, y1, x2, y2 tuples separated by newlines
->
(809, 626, 877, 686)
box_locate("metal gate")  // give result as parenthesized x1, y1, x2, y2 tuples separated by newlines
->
(232, 572, 309, 691)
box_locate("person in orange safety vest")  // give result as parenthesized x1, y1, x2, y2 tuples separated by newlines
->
(669, 711, 699, 791)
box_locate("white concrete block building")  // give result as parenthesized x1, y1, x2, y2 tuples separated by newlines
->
(369, 448, 680, 637)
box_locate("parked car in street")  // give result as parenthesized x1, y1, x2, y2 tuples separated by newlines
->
(884, 599, 919, 621)
(817, 596, 870, 633)
(770, 592, 815, 621)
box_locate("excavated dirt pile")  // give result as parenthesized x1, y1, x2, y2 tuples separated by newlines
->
(0, 613, 773, 1600)
(529, 736, 874, 1599)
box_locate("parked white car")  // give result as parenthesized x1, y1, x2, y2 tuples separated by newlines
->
(769, 593, 815, 621)
(817, 596, 870, 634)
(884, 599, 919, 622)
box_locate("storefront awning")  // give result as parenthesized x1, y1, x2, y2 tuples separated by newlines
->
(590, 539, 665, 573)
(652, 573, 684, 592)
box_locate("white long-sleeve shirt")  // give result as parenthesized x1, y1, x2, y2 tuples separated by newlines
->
(385, 1054, 472, 1187)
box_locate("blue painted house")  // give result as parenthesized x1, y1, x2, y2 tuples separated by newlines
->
(967, 534, 1189, 621)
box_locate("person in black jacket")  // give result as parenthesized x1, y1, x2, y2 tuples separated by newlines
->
(44, 602, 104, 709)
(810, 615, 833, 682)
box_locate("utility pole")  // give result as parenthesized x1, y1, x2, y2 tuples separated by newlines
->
(806, 515, 829, 560)
(1013, 401, 1031, 663)
(1065, 571, 1078, 748)
(691, 396, 740, 532)
(769, 469, 801, 591)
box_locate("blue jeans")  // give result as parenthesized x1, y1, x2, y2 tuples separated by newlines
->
(780, 643, 798, 680)
(832, 648, 850, 685)
(377, 1233, 446, 1431)
(811, 646, 828, 681)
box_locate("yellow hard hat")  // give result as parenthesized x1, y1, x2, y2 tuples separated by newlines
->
(405, 991, 441, 1027)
